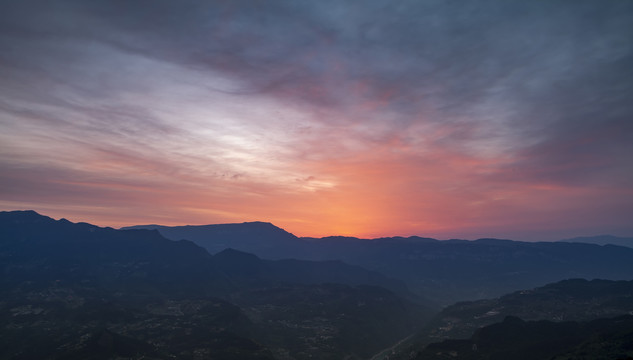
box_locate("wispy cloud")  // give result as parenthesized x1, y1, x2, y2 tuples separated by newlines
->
(1, 0, 632, 239)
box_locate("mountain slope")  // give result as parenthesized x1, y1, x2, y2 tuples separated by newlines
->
(213, 248, 413, 299)
(232, 283, 424, 360)
(1, 210, 230, 298)
(414, 315, 633, 360)
(390, 278, 633, 359)
(422, 278, 633, 342)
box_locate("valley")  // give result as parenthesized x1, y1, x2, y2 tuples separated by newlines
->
(2, 210, 633, 359)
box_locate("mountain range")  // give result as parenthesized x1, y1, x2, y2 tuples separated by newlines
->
(124, 222, 633, 305)
(0, 210, 430, 359)
(3, 210, 633, 359)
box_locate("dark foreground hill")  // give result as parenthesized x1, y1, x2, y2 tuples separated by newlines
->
(389, 278, 633, 360)
(415, 315, 633, 360)
(0, 211, 431, 359)
(127, 223, 633, 304)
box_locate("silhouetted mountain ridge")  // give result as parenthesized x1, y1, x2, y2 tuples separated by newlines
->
(129, 221, 633, 304)
(560, 234, 633, 248)
(123, 221, 300, 256)
(1, 211, 223, 299)
(0, 210, 430, 359)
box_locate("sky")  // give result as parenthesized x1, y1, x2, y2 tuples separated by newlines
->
(1, 0, 632, 241)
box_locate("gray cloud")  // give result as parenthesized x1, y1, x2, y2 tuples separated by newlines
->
(1, 0, 632, 234)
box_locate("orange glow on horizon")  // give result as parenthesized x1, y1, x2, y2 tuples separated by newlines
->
(3, 131, 631, 243)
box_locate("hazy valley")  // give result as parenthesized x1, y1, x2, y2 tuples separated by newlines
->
(2, 210, 633, 359)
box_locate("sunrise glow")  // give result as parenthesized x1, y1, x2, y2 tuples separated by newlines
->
(1, 1, 632, 241)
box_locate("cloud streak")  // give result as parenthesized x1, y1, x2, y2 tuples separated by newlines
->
(1, 0, 632, 240)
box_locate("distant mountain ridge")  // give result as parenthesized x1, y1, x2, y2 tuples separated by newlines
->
(127, 221, 633, 305)
(123, 221, 302, 256)
(560, 234, 633, 248)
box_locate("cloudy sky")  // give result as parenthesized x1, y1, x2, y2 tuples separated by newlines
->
(1, 0, 632, 240)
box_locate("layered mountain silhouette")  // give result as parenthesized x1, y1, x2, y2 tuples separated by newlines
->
(3, 210, 633, 359)
(126, 222, 633, 304)
(0, 210, 430, 359)
(123, 222, 302, 256)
